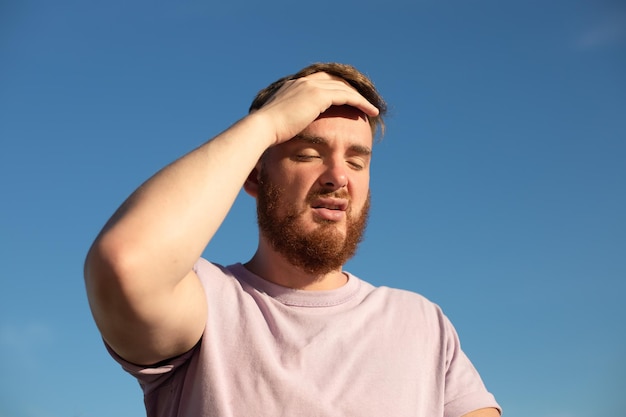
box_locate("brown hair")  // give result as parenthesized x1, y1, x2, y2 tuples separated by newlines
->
(249, 62, 387, 139)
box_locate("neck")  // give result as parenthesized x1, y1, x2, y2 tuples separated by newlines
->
(244, 240, 348, 290)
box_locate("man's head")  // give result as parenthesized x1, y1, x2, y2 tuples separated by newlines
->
(250, 62, 387, 140)
(248, 63, 386, 275)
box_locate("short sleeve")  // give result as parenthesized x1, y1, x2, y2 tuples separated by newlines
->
(441, 316, 501, 417)
(104, 341, 198, 395)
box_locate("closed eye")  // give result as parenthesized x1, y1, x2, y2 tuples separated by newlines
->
(347, 158, 367, 171)
(295, 154, 321, 161)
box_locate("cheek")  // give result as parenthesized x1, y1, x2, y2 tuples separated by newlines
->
(351, 181, 371, 212)
(264, 172, 311, 206)
(277, 167, 318, 194)
(351, 174, 370, 199)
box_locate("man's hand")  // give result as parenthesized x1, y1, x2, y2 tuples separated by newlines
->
(252, 72, 380, 147)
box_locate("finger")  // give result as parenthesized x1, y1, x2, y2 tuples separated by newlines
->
(305, 74, 379, 117)
(327, 87, 379, 117)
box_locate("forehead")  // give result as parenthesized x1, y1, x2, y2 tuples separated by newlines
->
(300, 105, 373, 146)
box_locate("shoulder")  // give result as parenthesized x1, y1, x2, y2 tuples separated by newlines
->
(357, 277, 443, 314)
(192, 259, 274, 307)
(193, 257, 230, 277)
(351, 275, 451, 331)
(192, 258, 246, 287)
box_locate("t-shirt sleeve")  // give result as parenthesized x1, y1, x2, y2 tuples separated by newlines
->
(104, 341, 198, 395)
(441, 315, 502, 417)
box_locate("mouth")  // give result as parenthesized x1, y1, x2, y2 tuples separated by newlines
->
(311, 197, 349, 211)
(310, 197, 349, 222)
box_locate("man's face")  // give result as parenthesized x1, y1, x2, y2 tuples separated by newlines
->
(255, 105, 373, 275)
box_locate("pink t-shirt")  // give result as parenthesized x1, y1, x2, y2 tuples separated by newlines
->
(109, 259, 500, 417)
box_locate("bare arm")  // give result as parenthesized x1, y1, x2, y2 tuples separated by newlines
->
(84, 73, 379, 365)
(462, 408, 501, 417)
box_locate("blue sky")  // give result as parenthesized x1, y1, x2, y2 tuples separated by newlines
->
(1, 0, 624, 416)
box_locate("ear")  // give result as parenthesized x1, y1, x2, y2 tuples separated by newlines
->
(243, 163, 261, 198)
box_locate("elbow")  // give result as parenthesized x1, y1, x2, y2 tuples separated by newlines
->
(84, 232, 143, 317)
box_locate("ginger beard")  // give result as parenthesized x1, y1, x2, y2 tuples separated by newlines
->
(256, 169, 370, 275)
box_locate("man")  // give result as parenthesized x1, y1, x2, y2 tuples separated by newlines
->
(85, 62, 501, 417)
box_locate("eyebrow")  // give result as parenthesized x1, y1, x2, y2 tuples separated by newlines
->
(293, 134, 372, 156)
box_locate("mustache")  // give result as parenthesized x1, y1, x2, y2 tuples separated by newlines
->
(305, 188, 350, 203)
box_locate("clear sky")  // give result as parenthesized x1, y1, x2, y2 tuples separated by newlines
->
(1, 1, 624, 416)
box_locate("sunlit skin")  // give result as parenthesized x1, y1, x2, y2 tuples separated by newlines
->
(244, 105, 373, 290)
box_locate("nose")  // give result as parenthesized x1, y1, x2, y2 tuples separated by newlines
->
(319, 160, 348, 190)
